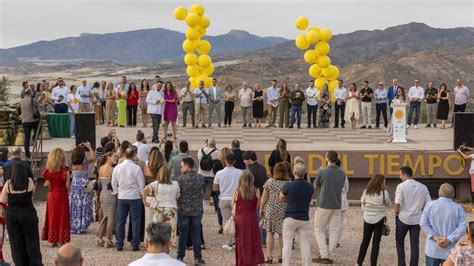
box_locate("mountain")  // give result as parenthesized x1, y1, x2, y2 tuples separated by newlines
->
(213, 22, 474, 89)
(0, 28, 288, 64)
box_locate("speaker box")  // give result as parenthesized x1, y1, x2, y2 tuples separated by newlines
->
(453, 112, 474, 150)
(75, 113, 96, 150)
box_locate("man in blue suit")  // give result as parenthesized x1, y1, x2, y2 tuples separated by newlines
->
(387, 79, 399, 116)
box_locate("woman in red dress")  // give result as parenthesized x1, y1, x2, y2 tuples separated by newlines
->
(126, 82, 139, 127)
(233, 170, 265, 266)
(41, 148, 70, 246)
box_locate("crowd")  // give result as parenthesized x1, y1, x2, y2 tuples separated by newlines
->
(19, 76, 470, 155)
(0, 130, 473, 265)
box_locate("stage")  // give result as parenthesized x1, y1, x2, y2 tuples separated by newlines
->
(29, 123, 471, 201)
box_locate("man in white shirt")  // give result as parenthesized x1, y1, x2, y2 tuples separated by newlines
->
(146, 81, 164, 143)
(52, 77, 70, 113)
(334, 80, 347, 128)
(133, 130, 150, 162)
(194, 81, 209, 128)
(208, 78, 222, 128)
(197, 138, 222, 230)
(452, 79, 470, 126)
(180, 81, 195, 128)
(77, 80, 92, 112)
(374, 81, 389, 128)
(238, 82, 253, 128)
(116, 75, 130, 92)
(213, 153, 242, 250)
(112, 148, 145, 252)
(394, 166, 431, 266)
(266, 79, 280, 128)
(129, 222, 185, 266)
(407, 79, 425, 129)
(306, 80, 319, 128)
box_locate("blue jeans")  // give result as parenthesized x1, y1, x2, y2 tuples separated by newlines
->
(204, 176, 222, 226)
(407, 101, 421, 125)
(149, 114, 162, 142)
(69, 113, 75, 136)
(425, 255, 445, 266)
(116, 199, 143, 248)
(177, 213, 203, 260)
(396, 216, 420, 266)
(290, 105, 302, 127)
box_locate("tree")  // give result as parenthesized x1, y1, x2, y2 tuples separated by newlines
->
(0, 76, 11, 104)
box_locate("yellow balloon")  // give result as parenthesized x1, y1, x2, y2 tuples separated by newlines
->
(185, 27, 200, 41)
(200, 16, 210, 28)
(198, 54, 212, 68)
(189, 77, 198, 88)
(203, 64, 214, 76)
(184, 53, 198, 66)
(295, 34, 310, 50)
(204, 77, 213, 88)
(197, 40, 211, 55)
(306, 30, 320, 44)
(196, 26, 206, 38)
(315, 77, 328, 90)
(319, 28, 333, 42)
(186, 65, 200, 77)
(317, 55, 331, 68)
(185, 13, 200, 27)
(304, 50, 318, 64)
(295, 16, 309, 30)
(309, 64, 322, 78)
(196, 74, 207, 84)
(321, 65, 340, 80)
(174, 6, 187, 20)
(328, 80, 339, 102)
(308, 26, 320, 34)
(190, 4, 205, 16)
(315, 41, 330, 56)
(182, 39, 197, 53)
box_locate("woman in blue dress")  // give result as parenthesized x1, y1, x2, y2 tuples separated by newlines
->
(69, 142, 96, 234)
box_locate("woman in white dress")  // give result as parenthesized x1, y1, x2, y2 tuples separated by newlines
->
(141, 166, 180, 255)
(344, 83, 361, 129)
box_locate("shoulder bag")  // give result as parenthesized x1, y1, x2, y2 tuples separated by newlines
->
(381, 190, 391, 236)
(224, 191, 237, 237)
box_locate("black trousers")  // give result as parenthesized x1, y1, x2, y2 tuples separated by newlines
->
(101, 101, 106, 123)
(357, 218, 384, 266)
(23, 121, 39, 159)
(127, 105, 138, 126)
(452, 103, 467, 123)
(396, 216, 420, 266)
(224, 101, 234, 125)
(6, 209, 42, 266)
(335, 102, 346, 126)
(307, 104, 318, 127)
(54, 103, 68, 113)
(375, 103, 388, 127)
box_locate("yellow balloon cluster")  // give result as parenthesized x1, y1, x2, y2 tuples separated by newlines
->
(295, 17, 339, 102)
(175, 4, 214, 88)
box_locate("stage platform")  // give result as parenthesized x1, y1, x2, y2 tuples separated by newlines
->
(38, 123, 454, 152)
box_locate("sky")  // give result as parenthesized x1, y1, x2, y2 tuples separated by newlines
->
(0, 0, 473, 49)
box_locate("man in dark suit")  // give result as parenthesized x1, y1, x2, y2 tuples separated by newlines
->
(387, 78, 399, 116)
(231, 139, 245, 170)
(4, 147, 34, 181)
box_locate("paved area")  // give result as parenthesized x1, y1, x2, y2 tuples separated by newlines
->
(2, 201, 430, 265)
(33, 123, 453, 153)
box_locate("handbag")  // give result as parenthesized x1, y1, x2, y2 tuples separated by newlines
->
(85, 179, 96, 193)
(147, 183, 160, 210)
(381, 191, 391, 236)
(224, 191, 237, 237)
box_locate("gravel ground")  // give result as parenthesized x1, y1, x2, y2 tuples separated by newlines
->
(3, 201, 427, 265)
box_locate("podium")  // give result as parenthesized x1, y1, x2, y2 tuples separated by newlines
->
(391, 103, 407, 143)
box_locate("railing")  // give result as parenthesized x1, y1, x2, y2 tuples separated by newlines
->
(31, 119, 43, 176)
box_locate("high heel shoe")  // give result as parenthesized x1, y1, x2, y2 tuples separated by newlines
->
(104, 239, 115, 248)
(96, 238, 105, 247)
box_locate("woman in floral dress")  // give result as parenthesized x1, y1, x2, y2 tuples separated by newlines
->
(139, 79, 150, 127)
(142, 166, 179, 255)
(259, 162, 289, 263)
(69, 143, 95, 234)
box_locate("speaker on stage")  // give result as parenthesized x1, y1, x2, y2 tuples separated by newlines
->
(454, 112, 474, 150)
(75, 113, 96, 150)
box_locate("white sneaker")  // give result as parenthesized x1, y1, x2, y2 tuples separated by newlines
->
(414, 125, 418, 129)
(406, 125, 410, 129)
(222, 244, 234, 251)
